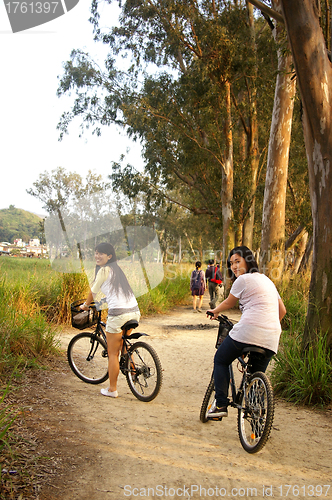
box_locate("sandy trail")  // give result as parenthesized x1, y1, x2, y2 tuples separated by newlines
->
(17, 292, 332, 500)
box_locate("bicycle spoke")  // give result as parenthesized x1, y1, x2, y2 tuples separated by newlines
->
(238, 372, 274, 453)
(125, 342, 162, 402)
(67, 332, 109, 384)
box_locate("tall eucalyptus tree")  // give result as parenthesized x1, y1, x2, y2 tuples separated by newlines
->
(259, 0, 296, 280)
(58, 0, 278, 263)
(249, 0, 332, 345)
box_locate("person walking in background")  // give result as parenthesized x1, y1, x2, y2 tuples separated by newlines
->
(205, 259, 222, 308)
(190, 261, 206, 313)
(205, 259, 213, 286)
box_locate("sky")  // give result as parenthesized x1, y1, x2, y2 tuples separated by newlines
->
(0, 0, 144, 216)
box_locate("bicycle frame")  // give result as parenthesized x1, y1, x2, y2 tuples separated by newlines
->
(68, 301, 162, 401)
(89, 317, 149, 371)
(229, 356, 251, 412)
(200, 314, 275, 453)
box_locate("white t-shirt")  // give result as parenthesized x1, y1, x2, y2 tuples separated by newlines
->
(91, 266, 139, 315)
(229, 273, 281, 353)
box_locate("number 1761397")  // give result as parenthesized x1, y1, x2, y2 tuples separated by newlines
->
(5, 2, 59, 14)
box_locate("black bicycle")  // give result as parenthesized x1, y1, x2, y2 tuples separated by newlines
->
(200, 313, 274, 454)
(67, 300, 162, 402)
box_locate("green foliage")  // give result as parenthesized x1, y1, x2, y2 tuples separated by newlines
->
(27, 167, 109, 215)
(277, 271, 310, 332)
(57, 1, 283, 240)
(272, 273, 332, 407)
(0, 385, 17, 455)
(137, 264, 191, 314)
(0, 258, 90, 325)
(0, 258, 91, 379)
(0, 278, 59, 378)
(272, 331, 332, 407)
(0, 207, 42, 243)
(287, 96, 312, 233)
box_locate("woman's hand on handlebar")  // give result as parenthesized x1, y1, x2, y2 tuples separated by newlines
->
(206, 310, 218, 320)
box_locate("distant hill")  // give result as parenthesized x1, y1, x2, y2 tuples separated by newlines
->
(0, 206, 43, 243)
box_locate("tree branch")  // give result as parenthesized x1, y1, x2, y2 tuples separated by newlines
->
(247, 0, 284, 24)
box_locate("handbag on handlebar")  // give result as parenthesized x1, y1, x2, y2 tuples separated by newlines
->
(215, 316, 233, 349)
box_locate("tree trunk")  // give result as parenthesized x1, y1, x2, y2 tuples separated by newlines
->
(260, 0, 296, 282)
(298, 235, 313, 273)
(280, 0, 332, 347)
(293, 231, 308, 274)
(222, 81, 235, 267)
(242, 2, 260, 249)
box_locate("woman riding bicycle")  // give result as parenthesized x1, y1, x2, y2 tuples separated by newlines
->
(80, 242, 140, 398)
(207, 246, 286, 419)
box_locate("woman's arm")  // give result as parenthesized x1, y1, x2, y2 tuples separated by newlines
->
(279, 298, 286, 321)
(80, 267, 110, 310)
(80, 289, 94, 310)
(207, 293, 238, 319)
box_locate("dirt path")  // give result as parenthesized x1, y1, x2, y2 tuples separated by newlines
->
(13, 293, 332, 500)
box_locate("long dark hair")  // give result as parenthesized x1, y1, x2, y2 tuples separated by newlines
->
(227, 246, 259, 281)
(94, 242, 134, 300)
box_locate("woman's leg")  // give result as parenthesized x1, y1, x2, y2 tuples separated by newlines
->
(213, 336, 244, 408)
(106, 331, 123, 392)
(208, 281, 214, 302)
(192, 294, 197, 310)
(198, 295, 204, 310)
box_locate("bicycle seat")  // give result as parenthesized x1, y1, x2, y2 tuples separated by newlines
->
(241, 346, 267, 357)
(121, 319, 139, 332)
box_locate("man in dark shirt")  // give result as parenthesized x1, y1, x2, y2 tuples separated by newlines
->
(205, 259, 222, 308)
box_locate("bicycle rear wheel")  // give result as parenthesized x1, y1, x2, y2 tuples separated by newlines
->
(200, 375, 216, 423)
(125, 341, 162, 402)
(67, 332, 109, 384)
(237, 371, 274, 453)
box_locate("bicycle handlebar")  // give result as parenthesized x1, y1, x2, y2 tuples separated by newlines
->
(206, 311, 234, 326)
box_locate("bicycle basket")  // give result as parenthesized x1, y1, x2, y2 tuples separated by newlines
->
(71, 300, 99, 330)
(215, 317, 233, 349)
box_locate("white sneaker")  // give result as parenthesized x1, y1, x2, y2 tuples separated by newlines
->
(100, 388, 118, 398)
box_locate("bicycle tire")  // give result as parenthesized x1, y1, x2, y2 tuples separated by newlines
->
(125, 341, 162, 402)
(67, 332, 109, 384)
(237, 371, 274, 453)
(200, 375, 216, 423)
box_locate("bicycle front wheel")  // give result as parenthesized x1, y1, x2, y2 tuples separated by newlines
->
(237, 371, 274, 453)
(67, 332, 109, 384)
(200, 375, 215, 423)
(125, 341, 162, 402)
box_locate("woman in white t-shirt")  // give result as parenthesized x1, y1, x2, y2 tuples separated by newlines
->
(206, 246, 286, 419)
(80, 242, 140, 398)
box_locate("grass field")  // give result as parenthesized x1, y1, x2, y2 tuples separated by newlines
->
(0, 257, 191, 377)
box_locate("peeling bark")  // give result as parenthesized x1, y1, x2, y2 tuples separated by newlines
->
(222, 81, 235, 266)
(260, 1, 296, 281)
(280, 0, 332, 347)
(242, 2, 260, 249)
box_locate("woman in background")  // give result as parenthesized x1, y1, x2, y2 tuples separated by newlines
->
(80, 242, 140, 398)
(190, 261, 206, 313)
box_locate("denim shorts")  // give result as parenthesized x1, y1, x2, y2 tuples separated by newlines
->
(106, 311, 141, 334)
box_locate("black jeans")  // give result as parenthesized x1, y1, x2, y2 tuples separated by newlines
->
(208, 281, 218, 302)
(213, 335, 274, 407)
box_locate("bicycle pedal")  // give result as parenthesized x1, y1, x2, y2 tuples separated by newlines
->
(207, 416, 223, 421)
